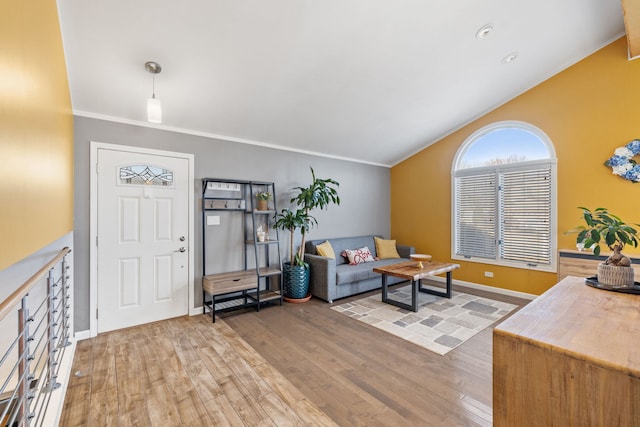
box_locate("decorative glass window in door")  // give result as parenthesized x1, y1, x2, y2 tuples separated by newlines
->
(119, 165, 174, 186)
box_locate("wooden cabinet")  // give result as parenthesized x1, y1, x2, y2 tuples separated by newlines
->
(558, 249, 640, 281)
(493, 276, 640, 426)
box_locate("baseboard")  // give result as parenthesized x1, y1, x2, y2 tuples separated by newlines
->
(428, 275, 537, 300)
(76, 309, 203, 338)
(74, 330, 92, 341)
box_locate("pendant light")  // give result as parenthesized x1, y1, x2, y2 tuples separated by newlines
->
(145, 61, 162, 123)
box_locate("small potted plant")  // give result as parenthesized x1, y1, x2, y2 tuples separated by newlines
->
(572, 207, 639, 287)
(255, 191, 272, 211)
(274, 167, 340, 301)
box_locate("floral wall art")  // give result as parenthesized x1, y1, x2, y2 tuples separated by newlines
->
(605, 139, 640, 183)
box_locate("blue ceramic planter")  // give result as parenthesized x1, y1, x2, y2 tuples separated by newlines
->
(283, 262, 310, 299)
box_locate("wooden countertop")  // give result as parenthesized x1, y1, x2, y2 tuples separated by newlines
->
(494, 276, 640, 377)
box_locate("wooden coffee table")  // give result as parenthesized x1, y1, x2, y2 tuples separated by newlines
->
(373, 261, 460, 312)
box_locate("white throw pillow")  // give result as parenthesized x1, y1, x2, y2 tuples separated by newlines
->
(344, 247, 375, 265)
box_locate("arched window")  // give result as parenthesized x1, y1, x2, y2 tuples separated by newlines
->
(451, 121, 557, 272)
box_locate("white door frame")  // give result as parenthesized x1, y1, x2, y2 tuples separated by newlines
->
(89, 141, 196, 337)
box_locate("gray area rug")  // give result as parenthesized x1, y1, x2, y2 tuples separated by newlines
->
(331, 284, 518, 355)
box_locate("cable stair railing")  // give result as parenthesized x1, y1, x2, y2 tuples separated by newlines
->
(0, 247, 72, 427)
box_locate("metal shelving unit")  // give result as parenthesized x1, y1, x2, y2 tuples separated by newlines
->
(201, 178, 283, 322)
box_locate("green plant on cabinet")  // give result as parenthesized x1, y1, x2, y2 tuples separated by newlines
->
(573, 207, 639, 265)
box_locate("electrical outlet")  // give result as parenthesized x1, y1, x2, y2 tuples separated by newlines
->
(484, 271, 494, 278)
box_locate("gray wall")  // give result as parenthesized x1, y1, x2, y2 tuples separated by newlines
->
(73, 116, 391, 331)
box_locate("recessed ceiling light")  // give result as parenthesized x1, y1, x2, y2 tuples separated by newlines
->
(502, 52, 518, 64)
(476, 24, 494, 39)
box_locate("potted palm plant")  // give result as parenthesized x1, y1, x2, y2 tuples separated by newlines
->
(274, 167, 340, 301)
(573, 207, 639, 288)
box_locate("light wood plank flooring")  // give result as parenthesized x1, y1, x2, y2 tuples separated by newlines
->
(61, 284, 529, 426)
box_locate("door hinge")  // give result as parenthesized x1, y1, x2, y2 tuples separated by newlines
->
(96, 308, 98, 319)
(96, 235, 98, 247)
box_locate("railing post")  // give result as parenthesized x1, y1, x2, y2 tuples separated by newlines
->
(18, 296, 35, 426)
(45, 269, 61, 393)
(60, 255, 72, 348)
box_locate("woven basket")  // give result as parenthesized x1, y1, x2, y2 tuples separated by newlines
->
(283, 262, 310, 299)
(256, 199, 268, 211)
(597, 263, 635, 288)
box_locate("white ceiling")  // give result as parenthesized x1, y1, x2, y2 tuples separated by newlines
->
(57, 1, 625, 167)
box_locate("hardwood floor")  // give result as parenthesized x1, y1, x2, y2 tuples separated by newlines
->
(60, 315, 336, 426)
(61, 284, 528, 426)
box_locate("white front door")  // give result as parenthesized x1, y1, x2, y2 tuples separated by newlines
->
(96, 148, 190, 333)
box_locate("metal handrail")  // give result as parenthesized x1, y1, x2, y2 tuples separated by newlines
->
(0, 247, 72, 426)
(0, 247, 70, 323)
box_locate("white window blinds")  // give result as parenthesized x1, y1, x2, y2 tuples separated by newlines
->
(499, 166, 552, 266)
(455, 173, 497, 259)
(454, 163, 553, 268)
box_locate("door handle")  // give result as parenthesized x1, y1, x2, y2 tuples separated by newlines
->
(179, 236, 186, 241)
(175, 247, 186, 253)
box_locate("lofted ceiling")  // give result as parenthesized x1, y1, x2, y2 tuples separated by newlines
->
(57, 1, 625, 167)
(622, 0, 640, 58)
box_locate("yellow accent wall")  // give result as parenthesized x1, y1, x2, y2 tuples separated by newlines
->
(391, 37, 640, 296)
(0, 2, 73, 270)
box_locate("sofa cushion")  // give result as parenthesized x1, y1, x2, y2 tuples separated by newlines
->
(335, 258, 410, 285)
(336, 262, 377, 285)
(374, 237, 400, 259)
(343, 247, 375, 265)
(316, 240, 336, 259)
(306, 235, 405, 266)
(329, 236, 377, 265)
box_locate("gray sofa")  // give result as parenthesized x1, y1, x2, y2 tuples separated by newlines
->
(304, 235, 415, 303)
